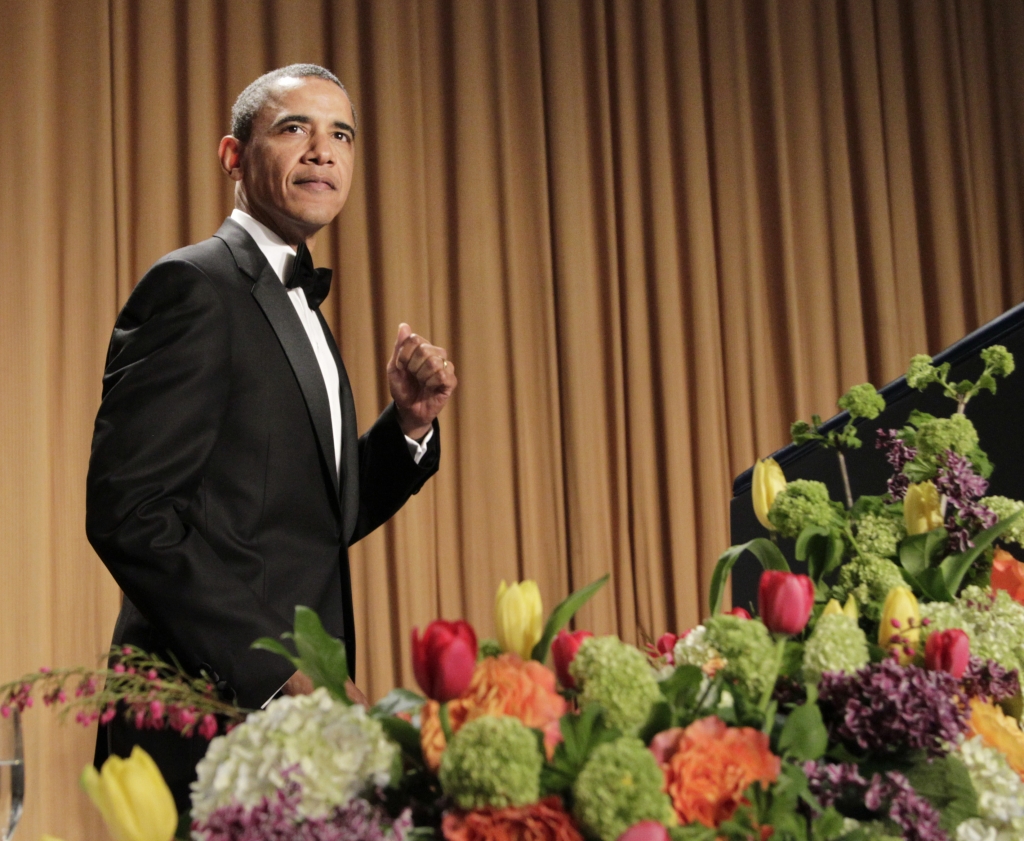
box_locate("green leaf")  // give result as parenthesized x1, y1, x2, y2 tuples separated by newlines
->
(378, 716, 425, 764)
(542, 706, 619, 795)
(638, 699, 672, 744)
(940, 508, 1023, 596)
(914, 568, 954, 602)
(904, 754, 978, 831)
(777, 687, 828, 760)
(709, 538, 790, 616)
(906, 409, 937, 428)
(977, 371, 997, 394)
(370, 688, 425, 719)
(531, 575, 609, 663)
(956, 379, 975, 395)
(175, 811, 192, 841)
(898, 528, 947, 576)
(658, 664, 704, 707)
(252, 606, 351, 703)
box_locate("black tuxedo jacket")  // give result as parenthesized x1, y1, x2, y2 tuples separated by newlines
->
(86, 218, 438, 711)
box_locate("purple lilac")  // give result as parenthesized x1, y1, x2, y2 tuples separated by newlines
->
(817, 660, 967, 758)
(935, 451, 997, 552)
(876, 429, 917, 501)
(194, 784, 413, 841)
(959, 656, 1021, 703)
(804, 761, 947, 841)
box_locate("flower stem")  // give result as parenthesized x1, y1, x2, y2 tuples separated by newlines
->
(758, 637, 788, 715)
(439, 701, 454, 743)
(837, 450, 854, 509)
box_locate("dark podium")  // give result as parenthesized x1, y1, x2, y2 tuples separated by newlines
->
(729, 301, 1024, 614)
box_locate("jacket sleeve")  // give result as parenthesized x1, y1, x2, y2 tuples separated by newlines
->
(86, 259, 294, 709)
(350, 403, 440, 546)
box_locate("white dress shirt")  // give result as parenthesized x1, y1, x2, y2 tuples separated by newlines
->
(229, 210, 432, 469)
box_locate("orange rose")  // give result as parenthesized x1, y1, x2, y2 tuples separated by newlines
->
(968, 698, 1024, 780)
(660, 716, 780, 828)
(421, 654, 567, 771)
(442, 796, 583, 841)
(991, 548, 1024, 605)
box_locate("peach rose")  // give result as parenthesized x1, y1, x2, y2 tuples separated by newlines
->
(421, 654, 567, 771)
(991, 548, 1024, 605)
(659, 716, 780, 828)
(968, 698, 1024, 780)
(442, 796, 583, 841)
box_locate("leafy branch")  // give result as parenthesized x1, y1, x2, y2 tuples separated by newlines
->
(905, 345, 1015, 414)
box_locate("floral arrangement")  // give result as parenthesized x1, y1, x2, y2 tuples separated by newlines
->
(10, 345, 1024, 841)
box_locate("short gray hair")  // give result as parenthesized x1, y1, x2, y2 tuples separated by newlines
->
(230, 64, 354, 142)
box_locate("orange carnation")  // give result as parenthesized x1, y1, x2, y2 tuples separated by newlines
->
(991, 548, 1024, 605)
(968, 698, 1024, 780)
(421, 654, 567, 771)
(442, 796, 583, 841)
(660, 716, 780, 829)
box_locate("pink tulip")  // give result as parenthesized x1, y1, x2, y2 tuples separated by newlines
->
(617, 821, 670, 841)
(758, 571, 814, 635)
(551, 629, 594, 688)
(726, 606, 752, 619)
(411, 619, 478, 702)
(924, 628, 970, 679)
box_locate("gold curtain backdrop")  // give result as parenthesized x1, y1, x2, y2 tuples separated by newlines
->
(2, 0, 1023, 835)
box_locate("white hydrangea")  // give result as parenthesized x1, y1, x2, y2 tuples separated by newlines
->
(190, 688, 396, 822)
(672, 626, 722, 669)
(955, 736, 1024, 841)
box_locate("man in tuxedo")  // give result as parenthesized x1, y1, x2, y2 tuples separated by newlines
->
(85, 64, 456, 809)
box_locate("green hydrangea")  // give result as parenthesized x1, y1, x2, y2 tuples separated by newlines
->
(838, 383, 885, 420)
(572, 737, 675, 841)
(906, 354, 941, 390)
(920, 586, 1024, 675)
(910, 414, 980, 477)
(768, 480, 843, 539)
(981, 344, 1015, 378)
(704, 615, 776, 698)
(571, 636, 662, 734)
(831, 553, 905, 621)
(439, 715, 542, 809)
(854, 512, 905, 559)
(802, 614, 869, 684)
(477, 638, 503, 659)
(980, 496, 1024, 546)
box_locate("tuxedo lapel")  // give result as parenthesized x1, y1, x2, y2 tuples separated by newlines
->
(214, 220, 341, 505)
(318, 310, 360, 543)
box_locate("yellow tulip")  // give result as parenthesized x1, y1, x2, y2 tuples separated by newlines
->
(842, 594, 859, 621)
(821, 598, 844, 617)
(495, 579, 543, 659)
(904, 481, 944, 536)
(80, 746, 177, 841)
(752, 458, 787, 531)
(878, 586, 921, 665)
(41, 836, 67, 841)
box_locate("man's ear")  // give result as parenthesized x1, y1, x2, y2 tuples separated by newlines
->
(218, 135, 244, 181)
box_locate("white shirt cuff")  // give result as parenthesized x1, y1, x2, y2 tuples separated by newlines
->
(406, 428, 434, 464)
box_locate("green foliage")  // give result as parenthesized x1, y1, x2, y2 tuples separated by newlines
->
(904, 345, 1015, 410)
(709, 537, 790, 616)
(252, 605, 351, 704)
(903, 754, 978, 832)
(541, 705, 620, 797)
(796, 526, 846, 584)
(531, 574, 609, 663)
(770, 481, 845, 540)
(778, 686, 828, 761)
(790, 384, 885, 459)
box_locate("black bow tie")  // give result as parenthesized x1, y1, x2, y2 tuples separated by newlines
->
(286, 242, 332, 309)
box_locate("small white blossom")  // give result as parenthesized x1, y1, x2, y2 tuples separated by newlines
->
(191, 688, 396, 822)
(672, 626, 722, 669)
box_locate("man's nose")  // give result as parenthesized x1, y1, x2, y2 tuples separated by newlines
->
(303, 128, 334, 164)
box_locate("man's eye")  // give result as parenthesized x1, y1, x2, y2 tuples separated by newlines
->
(283, 125, 303, 134)
(335, 132, 352, 143)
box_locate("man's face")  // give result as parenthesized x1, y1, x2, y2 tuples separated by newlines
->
(231, 76, 356, 244)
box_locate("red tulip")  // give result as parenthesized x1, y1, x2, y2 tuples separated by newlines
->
(551, 629, 594, 688)
(411, 620, 478, 702)
(758, 571, 814, 635)
(924, 628, 970, 679)
(726, 606, 752, 619)
(617, 821, 670, 841)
